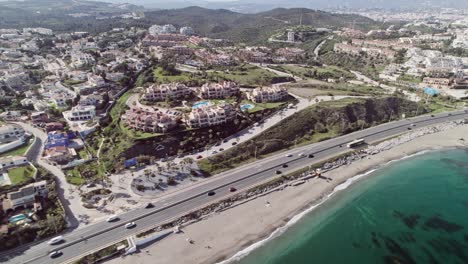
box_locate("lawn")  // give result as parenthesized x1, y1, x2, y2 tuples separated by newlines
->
(208, 64, 279, 86)
(397, 74, 422, 84)
(65, 169, 85, 185)
(78, 149, 89, 160)
(8, 165, 35, 185)
(240, 100, 285, 113)
(0, 138, 33, 157)
(153, 67, 192, 83)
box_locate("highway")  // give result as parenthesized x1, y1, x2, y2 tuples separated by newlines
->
(1, 110, 468, 264)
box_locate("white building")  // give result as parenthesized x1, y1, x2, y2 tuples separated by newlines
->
(0, 156, 28, 170)
(287, 31, 295, 42)
(197, 81, 239, 99)
(186, 103, 236, 128)
(180, 26, 195, 36)
(0, 124, 25, 144)
(247, 86, 288, 103)
(143, 83, 191, 101)
(4, 180, 47, 212)
(63, 105, 96, 122)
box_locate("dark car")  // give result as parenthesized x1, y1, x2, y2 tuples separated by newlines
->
(448, 113, 452, 116)
(282, 164, 288, 168)
(208, 191, 216, 196)
(308, 154, 314, 158)
(145, 203, 154, 209)
(196, 155, 203, 159)
(232, 142, 237, 146)
(215, 142, 221, 146)
(49, 251, 63, 258)
(431, 114, 435, 117)
(229, 187, 237, 192)
(275, 170, 282, 174)
(223, 139, 228, 143)
(407, 127, 412, 130)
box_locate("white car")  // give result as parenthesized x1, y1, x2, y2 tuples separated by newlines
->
(49, 250, 62, 258)
(125, 222, 136, 229)
(48, 236, 64, 245)
(211, 150, 218, 155)
(285, 153, 293, 157)
(298, 153, 305, 157)
(106, 215, 119, 222)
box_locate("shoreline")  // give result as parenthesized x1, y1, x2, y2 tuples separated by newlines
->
(108, 124, 468, 264)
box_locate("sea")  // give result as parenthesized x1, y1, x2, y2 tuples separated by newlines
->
(225, 148, 468, 264)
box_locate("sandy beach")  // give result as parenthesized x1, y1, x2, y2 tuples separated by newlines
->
(108, 124, 468, 264)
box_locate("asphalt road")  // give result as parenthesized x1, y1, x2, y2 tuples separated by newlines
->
(2, 110, 468, 264)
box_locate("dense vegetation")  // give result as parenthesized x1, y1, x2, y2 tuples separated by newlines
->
(199, 96, 426, 174)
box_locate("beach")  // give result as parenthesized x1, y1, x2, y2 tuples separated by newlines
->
(108, 124, 468, 264)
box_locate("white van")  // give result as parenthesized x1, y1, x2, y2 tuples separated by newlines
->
(106, 215, 119, 222)
(48, 236, 64, 245)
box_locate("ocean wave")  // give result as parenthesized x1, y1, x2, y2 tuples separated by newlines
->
(216, 150, 430, 264)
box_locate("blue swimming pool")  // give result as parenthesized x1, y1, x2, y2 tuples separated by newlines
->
(192, 101, 209, 109)
(240, 104, 254, 111)
(9, 214, 27, 223)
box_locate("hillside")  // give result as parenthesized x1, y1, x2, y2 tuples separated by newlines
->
(0, 0, 143, 30)
(0, 5, 378, 43)
(144, 7, 378, 43)
(199, 96, 426, 174)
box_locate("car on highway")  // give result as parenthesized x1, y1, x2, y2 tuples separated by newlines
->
(308, 154, 314, 158)
(48, 236, 64, 245)
(49, 250, 62, 258)
(229, 187, 237, 192)
(196, 155, 203, 159)
(211, 150, 218, 155)
(145, 203, 154, 209)
(282, 164, 288, 168)
(431, 114, 435, 117)
(106, 215, 119, 222)
(215, 142, 221, 146)
(232, 142, 237, 146)
(410, 123, 416, 127)
(298, 153, 305, 157)
(276, 170, 282, 174)
(219, 148, 224, 151)
(208, 191, 216, 196)
(223, 139, 228, 143)
(125, 222, 136, 229)
(285, 153, 293, 157)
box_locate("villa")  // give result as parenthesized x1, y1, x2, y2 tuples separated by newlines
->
(186, 103, 236, 128)
(197, 81, 239, 99)
(122, 107, 178, 133)
(2, 180, 47, 213)
(62, 105, 96, 122)
(247, 86, 288, 103)
(142, 83, 192, 102)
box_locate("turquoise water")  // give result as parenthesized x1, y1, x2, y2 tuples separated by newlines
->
(240, 104, 254, 111)
(9, 214, 26, 223)
(192, 101, 209, 109)
(236, 149, 468, 264)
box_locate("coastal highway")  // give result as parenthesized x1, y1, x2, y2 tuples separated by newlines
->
(2, 110, 468, 264)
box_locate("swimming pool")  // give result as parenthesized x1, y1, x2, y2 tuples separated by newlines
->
(9, 214, 27, 223)
(240, 104, 254, 111)
(192, 101, 209, 109)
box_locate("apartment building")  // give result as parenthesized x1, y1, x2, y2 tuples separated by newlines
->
(142, 83, 192, 101)
(62, 105, 96, 122)
(421, 77, 452, 89)
(186, 103, 236, 129)
(197, 81, 239, 99)
(122, 107, 178, 133)
(0, 124, 25, 144)
(247, 86, 288, 103)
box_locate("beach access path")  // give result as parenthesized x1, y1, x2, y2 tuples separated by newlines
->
(109, 124, 468, 264)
